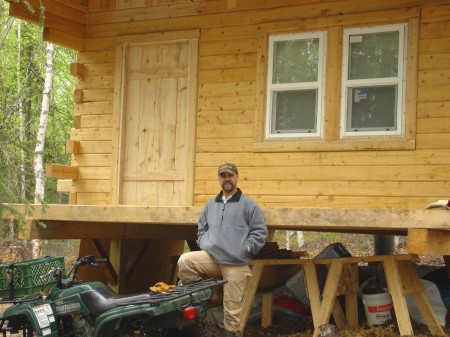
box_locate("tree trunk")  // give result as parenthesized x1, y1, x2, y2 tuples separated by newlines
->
(32, 42, 55, 258)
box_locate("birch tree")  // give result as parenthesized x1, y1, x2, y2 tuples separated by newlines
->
(32, 41, 54, 258)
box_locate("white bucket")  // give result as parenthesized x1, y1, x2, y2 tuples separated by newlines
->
(362, 292, 393, 326)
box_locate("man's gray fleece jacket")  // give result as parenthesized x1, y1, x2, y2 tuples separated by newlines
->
(197, 188, 268, 265)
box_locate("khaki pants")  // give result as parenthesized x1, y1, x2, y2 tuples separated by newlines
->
(177, 251, 251, 333)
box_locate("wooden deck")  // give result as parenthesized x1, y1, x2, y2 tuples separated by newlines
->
(5, 203, 449, 239)
(4, 204, 449, 289)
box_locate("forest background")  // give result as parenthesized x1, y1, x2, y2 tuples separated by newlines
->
(0, 0, 79, 259)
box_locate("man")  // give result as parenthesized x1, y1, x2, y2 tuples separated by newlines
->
(177, 163, 268, 337)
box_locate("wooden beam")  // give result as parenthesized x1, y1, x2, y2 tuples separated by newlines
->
(7, 0, 86, 23)
(4, 204, 450, 232)
(73, 115, 81, 129)
(70, 62, 85, 78)
(46, 164, 78, 180)
(18, 220, 197, 240)
(91, 239, 118, 286)
(8, 3, 85, 49)
(43, 27, 84, 51)
(74, 89, 83, 103)
(407, 229, 450, 255)
(51, 0, 88, 13)
(125, 240, 149, 276)
(65, 140, 80, 154)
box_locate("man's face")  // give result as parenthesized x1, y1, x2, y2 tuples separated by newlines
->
(218, 172, 239, 195)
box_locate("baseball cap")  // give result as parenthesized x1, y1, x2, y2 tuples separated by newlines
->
(218, 163, 238, 175)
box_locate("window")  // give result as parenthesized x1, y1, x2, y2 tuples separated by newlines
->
(266, 32, 326, 139)
(341, 24, 407, 137)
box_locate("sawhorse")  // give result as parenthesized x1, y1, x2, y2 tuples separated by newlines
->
(239, 255, 446, 337)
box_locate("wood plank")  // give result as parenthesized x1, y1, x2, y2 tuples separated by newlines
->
(76, 141, 112, 154)
(199, 49, 256, 69)
(70, 128, 112, 141)
(197, 110, 253, 125)
(383, 256, 414, 337)
(261, 292, 273, 328)
(45, 164, 79, 180)
(324, 25, 342, 141)
(196, 137, 254, 152)
(239, 261, 264, 333)
(8, 0, 86, 23)
(86, 1, 205, 25)
(8, 1, 85, 30)
(79, 115, 113, 128)
(312, 260, 343, 337)
(76, 193, 110, 205)
(196, 149, 450, 166)
(65, 140, 80, 154)
(197, 94, 256, 111)
(85, 4, 420, 42)
(71, 154, 112, 167)
(77, 167, 111, 180)
(199, 67, 256, 83)
(196, 180, 450, 198)
(197, 124, 253, 139)
(195, 195, 435, 210)
(416, 133, 450, 149)
(43, 27, 84, 51)
(70, 63, 85, 78)
(405, 17, 419, 141)
(198, 82, 255, 97)
(418, 53, 450, 71)
(75, 77, 115, 90)
(75, 102, 113, 115)
(417, 117, 450, 134)
(417, 101, 450, 118)
(5, 205, 449, 232)
(407, 229, 450, 255)
(82, 63, 115, 77)
(200, 38, 257, 56)
(418, 84, 450, 102)
(76, 50, 116, 64)
(79, 88, 114, 102)
(57, 180, 110, 193)
(420, 36, 450, 54)
(252, 138, 416, 152)
(195, 165, 450, 182)
(419, 69, 450, 87)
(420, 19, 450, 39)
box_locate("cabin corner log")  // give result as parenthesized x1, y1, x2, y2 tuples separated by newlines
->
(45, 164, 79, 180)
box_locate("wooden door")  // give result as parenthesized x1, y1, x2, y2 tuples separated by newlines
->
(99, 34, 198, 293)
(113, 37, 197, 207)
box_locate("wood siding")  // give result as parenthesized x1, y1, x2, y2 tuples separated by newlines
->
(20, 0, 450, 210)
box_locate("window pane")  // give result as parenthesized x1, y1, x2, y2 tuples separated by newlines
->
(348, 31, 399, 80)
(273, 38, 319, 84)
(347, 85, 397, 130)
(272, 90, 317, 133)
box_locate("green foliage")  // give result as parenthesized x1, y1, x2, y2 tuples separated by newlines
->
(0, 1, 75, 235)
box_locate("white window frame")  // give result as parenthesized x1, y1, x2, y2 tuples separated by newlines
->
(266, 31, 326, 139)
(340, 24, 407, 138)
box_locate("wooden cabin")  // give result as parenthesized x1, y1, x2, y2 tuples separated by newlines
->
(6, 0, 450, 294)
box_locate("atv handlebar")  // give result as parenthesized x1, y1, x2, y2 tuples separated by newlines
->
(41, 256, 108, 290)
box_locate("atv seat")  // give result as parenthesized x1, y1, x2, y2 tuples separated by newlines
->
(81, 286, 154, 317)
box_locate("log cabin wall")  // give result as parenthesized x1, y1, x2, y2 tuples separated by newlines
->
(64, 0, 450, 210)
